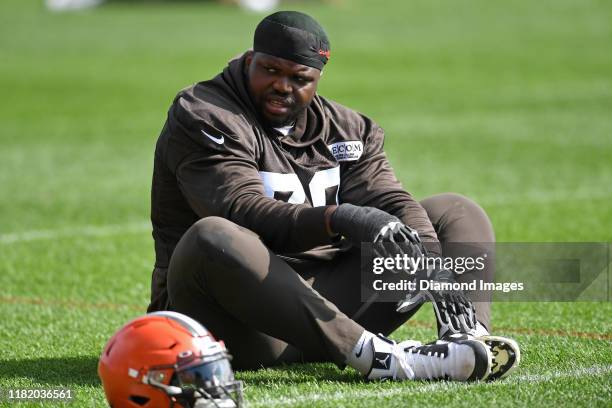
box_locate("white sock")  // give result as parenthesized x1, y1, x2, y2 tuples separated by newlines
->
(345, 330, 375, 375)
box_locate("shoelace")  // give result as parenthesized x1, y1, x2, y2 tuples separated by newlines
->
(403, 342, 448, 380)
(389, 340, 421, 380)
(415, 349, 444, 379)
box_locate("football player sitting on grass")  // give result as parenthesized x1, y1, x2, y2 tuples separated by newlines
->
(147, 11, 520, 382)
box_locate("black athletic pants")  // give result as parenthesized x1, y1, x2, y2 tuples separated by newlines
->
(150, 193, 494, 369)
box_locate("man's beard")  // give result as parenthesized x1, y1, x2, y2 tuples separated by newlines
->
(264, 109, 301, 127)
(260, 99, 304, 127)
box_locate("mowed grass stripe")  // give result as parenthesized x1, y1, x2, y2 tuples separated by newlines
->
(1, 181, 610, 244)
(0, 221, 150, 244)
(248, 364, 612, 407)
(1, 295, 610, 341)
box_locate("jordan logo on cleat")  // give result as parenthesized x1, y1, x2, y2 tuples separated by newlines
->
(374, 353, 391, 369)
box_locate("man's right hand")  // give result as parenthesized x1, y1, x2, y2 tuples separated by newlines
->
(329, 204, 424, 256)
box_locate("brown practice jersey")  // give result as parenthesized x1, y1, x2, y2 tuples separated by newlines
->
(151, 53, 439, 268)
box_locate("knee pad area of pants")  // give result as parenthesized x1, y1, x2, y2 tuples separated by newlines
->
(440, 192, 481, 214)
(185, 217, 266, 274)
(444, 193, 493, 235)
(190, 216, 244, 252)
(169, 217, 259, 296)
(423, 193, 494, 242)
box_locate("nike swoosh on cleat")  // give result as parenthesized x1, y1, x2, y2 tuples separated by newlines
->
(355, 340, 365, 358)
(202, 129, 224, 144)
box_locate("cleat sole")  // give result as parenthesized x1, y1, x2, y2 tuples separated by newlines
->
(480, 335, 520, 381)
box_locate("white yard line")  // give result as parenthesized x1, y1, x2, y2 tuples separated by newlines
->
(0, 221, 150, 245)
(249, 365, 612, 407)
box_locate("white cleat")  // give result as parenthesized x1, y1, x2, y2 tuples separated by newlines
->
(443, 333, 521, 381)
(366, 334, 492, 382)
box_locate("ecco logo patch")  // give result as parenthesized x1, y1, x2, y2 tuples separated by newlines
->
(327, 141, 363, 162)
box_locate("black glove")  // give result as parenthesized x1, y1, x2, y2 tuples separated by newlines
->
(372, 216, 424, 259)
(396, 266, 477, 336)
(330, 203, 422, 245)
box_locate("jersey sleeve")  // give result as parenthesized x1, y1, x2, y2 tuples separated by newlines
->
(164, 95, 331, 254)
(338, 115, 442, 256)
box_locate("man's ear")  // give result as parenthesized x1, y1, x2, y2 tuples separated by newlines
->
(244, 51, 254, 71)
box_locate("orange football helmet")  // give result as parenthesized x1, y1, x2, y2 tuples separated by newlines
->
(98, 311, 244, 408)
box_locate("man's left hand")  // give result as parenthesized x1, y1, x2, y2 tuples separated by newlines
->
(396, 266, 478, 336)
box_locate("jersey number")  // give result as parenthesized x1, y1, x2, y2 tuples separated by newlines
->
(259, 167, 340, 207)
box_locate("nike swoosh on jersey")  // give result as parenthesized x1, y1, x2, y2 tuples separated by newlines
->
(201, 129, 224, 144)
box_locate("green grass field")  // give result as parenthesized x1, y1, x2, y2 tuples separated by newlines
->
(1, 0, 611, 406)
